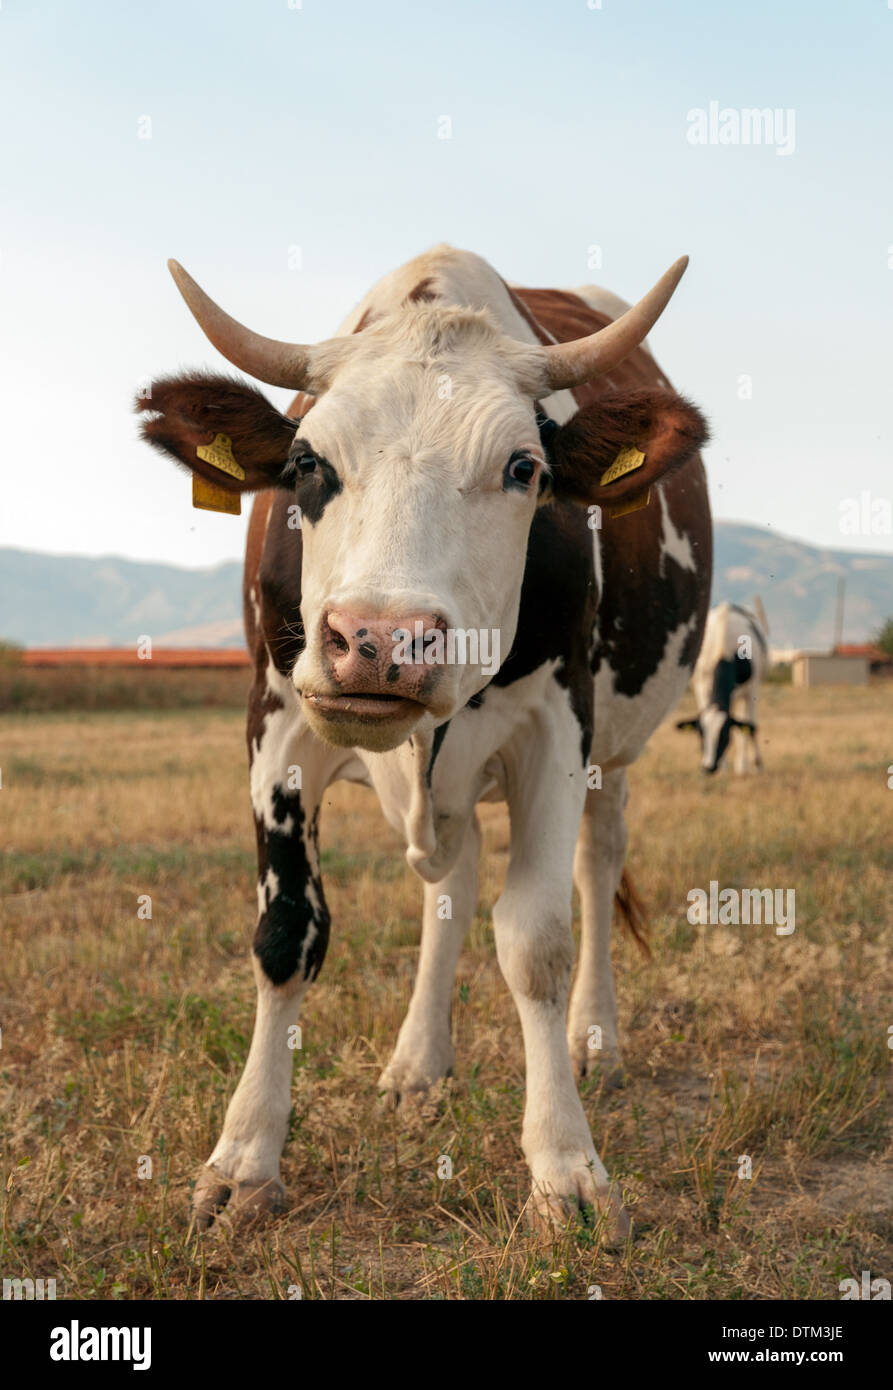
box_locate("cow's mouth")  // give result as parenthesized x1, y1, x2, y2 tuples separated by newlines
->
(302, 691, 425, 723)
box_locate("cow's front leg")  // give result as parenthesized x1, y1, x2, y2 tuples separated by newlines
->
(378, 815, 480, 1100)
(567, 767, 629, 1084)
(495, 715, 630, 1241)
(734, 692, 762, 774)
(192, 707, 334, 1229)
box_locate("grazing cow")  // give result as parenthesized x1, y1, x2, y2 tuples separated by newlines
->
(137, 244, 712, 1239)
(677, 598, 768, 773)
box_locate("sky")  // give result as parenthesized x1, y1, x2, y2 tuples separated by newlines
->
(1, 0, 891, 569)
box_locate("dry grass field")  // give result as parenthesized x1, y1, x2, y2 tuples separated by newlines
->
(1, 683, 891, 1300)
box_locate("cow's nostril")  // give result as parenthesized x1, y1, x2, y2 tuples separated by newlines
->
(330, 631, 350, 654)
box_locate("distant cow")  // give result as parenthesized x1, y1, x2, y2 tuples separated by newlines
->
(138, 244, 712, 1241)
(677, 598, 768, 773)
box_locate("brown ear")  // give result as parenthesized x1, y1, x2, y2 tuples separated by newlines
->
(135, 372, 297, 494)
(548, 388, 709, 505)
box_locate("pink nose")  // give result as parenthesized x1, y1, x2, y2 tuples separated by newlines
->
(323, 609, 445, 701)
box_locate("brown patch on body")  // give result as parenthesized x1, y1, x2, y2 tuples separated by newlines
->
(244, 388, 316, 680)
(510, 285, 713, 700)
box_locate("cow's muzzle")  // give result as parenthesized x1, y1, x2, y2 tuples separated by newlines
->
(298, 608, 447, 750)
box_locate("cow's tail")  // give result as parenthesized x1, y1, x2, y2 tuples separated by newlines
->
(614, 866, 651, 957)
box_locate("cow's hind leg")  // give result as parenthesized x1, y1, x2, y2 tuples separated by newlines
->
(378, 814, 480, 1101)
(567, 767, 629, 1085)
(193, 695, 337, 1229)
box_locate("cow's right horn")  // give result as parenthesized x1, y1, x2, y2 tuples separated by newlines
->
(167, 260, 334, 390)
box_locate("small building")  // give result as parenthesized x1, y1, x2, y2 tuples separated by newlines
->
(791, 650, 870, 688)
(835, 643, 893, 678)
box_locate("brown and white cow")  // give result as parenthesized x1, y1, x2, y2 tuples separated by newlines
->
(137, 245, 712, 1238)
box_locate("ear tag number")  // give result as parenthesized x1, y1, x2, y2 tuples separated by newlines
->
(600, 444, 645, 487)
(196, 433, 245, 480)
(193, 432, 245, 515)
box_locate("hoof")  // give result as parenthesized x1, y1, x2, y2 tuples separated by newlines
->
(191, 1164, 286, 1231)
(526, 1169, 631, 1249)
(377, 1052, 453, 1108)
(569, 1040, 626, 1089)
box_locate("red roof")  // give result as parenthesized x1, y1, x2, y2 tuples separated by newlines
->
(22, 648, 249, 668)
(833, 644, 887, 661)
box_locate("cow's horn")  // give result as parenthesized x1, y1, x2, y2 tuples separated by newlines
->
(541, 257, 689, 390)
(167, 260, 316, 389)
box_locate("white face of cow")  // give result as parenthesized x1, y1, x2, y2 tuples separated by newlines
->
(698, 704, 733, 774)
(289, 310, 546, 751)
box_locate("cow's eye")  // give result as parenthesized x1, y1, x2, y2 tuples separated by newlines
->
(504, 453, 537, 490)
(293, 453, 317, 477)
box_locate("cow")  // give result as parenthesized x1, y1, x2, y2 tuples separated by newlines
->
(137, 244, 712, 1241)
(677, 598, 768, 773)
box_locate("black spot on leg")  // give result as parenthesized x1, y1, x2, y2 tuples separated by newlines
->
(253, 789, 330, 987)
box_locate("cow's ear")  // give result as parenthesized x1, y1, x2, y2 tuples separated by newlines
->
(676, 718, 701, 732)
(548, 388, 709, 505)
(135, 372, 296, 494)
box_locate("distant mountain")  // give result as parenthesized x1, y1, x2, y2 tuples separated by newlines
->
(0, 548, 244, 648)
(1, 523, 892, 650)
(711, 522, 893, 649)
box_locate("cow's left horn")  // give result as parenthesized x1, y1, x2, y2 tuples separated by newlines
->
(541, 256, 689, 390)
(167, 260, 317, 389)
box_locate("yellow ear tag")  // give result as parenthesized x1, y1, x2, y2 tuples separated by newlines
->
(196, 433, 245, 481)
(608, 488, 651, 519)
(192, 433, 245, 515)
(600, 444, 646, 487)
(192, 474, 241, 515)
